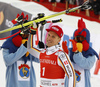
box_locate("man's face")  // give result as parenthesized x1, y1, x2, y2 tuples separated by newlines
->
(46, 31, 61, 47)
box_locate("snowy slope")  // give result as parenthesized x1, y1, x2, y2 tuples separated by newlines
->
(0, 0, 100, 87)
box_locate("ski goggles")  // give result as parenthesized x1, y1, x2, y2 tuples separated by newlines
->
(74, 36, 86, 42)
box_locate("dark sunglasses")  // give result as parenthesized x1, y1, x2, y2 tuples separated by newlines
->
(74, 36, 86, 42)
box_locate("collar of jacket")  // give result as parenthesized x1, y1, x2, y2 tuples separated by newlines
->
(44, 45, 61, 55)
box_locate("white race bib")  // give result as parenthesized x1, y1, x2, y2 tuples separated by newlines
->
(17, 60, 31, 81)
(40, 78, 64, 87)
(72, 62, 85, 87)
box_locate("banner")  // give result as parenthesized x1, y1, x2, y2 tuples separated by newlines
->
(0, 2, 32, 38)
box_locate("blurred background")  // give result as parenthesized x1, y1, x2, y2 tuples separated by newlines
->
(0, 0, 100, 87)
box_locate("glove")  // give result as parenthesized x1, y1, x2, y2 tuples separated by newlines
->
(69, 39, 83, 52)
(38, 41, 45, 48)
(28, 22, 37, 35)
(30, 30, 36, 35)
(21, 28, 30, 35)
(19, 20, 31, 35)
(62, 41, 68, 54)
(69, 39, 77, 52)
(29, 26, 37, 35)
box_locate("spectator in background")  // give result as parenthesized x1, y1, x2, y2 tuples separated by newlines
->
(49, 0, 60, 3)
(76, 0, 90, 16)
(49, 0, 60, 10)
(76, 0, 84, 13)
(91, 0, 100, 15)
(60, 0, 65, 3)
(76, 0, 84, 5)
(88, 0, 100, 19)
(69, 0, 76, 4)
(65, 0, 76, 9)
(66, 0, 69, 9)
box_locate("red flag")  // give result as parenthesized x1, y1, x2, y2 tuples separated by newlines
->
(94, 51, 100, 75)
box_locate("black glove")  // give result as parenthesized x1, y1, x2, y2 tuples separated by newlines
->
(23, 41, 27, 48)
(30, 30, 36, 35)
(38, 41, 44, 48)
(22, 28, 30, 34)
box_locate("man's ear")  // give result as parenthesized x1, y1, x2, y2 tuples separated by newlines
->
(58, 37, 61, 43)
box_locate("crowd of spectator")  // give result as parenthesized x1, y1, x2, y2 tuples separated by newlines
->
(64, 0, 100, 16)
(89, 0, 100, 15)
(34, 0, 100, 19)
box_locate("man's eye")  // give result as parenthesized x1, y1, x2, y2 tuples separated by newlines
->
(52, 36, 55, 38)
(48, 34, 50, 36)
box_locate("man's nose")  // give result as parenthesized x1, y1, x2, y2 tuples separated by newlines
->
(48, 36, 52, 40)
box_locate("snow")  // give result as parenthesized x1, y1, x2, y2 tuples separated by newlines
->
(0, 0, 100, 87)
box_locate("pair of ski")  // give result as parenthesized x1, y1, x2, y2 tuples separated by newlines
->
(0, 1, 91, 35)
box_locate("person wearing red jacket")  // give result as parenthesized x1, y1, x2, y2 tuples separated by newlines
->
(27, 24, 76, 87)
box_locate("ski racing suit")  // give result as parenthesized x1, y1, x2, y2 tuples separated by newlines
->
(27, 35, 76, 87)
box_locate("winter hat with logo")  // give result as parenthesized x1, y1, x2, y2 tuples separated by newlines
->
(46, 25, 63, 38)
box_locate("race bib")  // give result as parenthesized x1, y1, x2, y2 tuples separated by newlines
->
(17, 61, 31, 81)
(40, 78, 64, 87)
(72, 62, 85, 87)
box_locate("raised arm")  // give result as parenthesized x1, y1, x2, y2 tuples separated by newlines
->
(27, 34, 41, 58)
